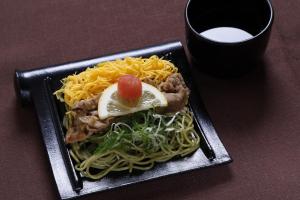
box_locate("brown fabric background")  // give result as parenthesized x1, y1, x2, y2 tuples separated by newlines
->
(1, 0, 299, 199)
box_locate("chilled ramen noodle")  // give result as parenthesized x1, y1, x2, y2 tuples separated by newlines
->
(54, 56, 199, 180)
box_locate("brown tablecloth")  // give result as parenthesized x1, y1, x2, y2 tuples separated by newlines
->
(1, 0, 299, 199)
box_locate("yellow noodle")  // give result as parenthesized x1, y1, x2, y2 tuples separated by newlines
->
(70, 109, 200, 180)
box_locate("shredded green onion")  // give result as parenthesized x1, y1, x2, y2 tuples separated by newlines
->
(70, 108, 200, 180)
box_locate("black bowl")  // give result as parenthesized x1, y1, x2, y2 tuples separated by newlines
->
(185, 0, 274, 77)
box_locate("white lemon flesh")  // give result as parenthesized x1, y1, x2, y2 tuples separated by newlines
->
(98, 82, 168, 120)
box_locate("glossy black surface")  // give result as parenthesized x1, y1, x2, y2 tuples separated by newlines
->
(185, 0, 274, 77)
(15, 41, 232, 200)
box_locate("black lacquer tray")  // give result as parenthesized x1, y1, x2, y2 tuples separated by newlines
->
(14, 41, 232, 199)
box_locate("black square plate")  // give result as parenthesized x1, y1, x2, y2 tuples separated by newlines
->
(14, 41, 232, 199)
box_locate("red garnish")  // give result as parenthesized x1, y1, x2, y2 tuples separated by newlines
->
(117, 75, 142, 102)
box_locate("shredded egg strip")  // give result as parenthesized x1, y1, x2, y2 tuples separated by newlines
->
(54, 56, 178, 107)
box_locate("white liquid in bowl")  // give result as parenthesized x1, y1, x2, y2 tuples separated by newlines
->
(200, 27, 253, 43)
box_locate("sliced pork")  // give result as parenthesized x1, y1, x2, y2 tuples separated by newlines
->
(65, 94, 113, 144)
(159, 73, 190, 113)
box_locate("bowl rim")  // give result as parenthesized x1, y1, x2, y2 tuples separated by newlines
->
(185, 0, 274, 45)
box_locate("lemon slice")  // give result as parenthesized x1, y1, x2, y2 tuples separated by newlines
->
(98, 82, 168, 119)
